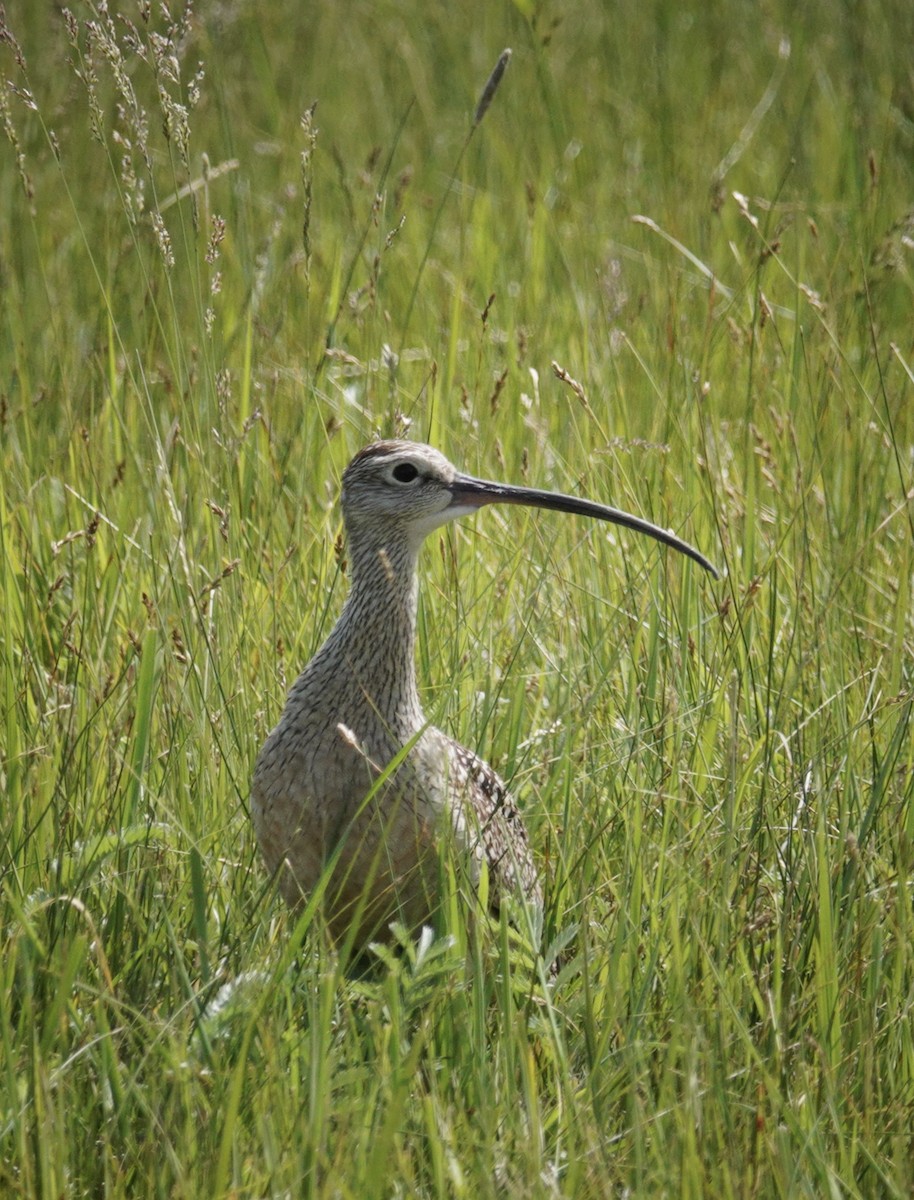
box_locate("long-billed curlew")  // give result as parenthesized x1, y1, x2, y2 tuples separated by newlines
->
(252, 441, 717, 952)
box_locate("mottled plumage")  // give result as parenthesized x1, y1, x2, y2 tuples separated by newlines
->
(251, 441, 716, 950)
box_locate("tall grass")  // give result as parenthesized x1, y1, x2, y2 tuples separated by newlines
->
(2, 0, 913, 1195)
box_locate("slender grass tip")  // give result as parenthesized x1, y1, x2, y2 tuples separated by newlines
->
(474, 48, 512, 126)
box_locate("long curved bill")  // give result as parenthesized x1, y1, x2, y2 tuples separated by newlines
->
(449, 473, 719, 579)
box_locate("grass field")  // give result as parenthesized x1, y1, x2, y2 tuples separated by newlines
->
(2, 0, 914, 1195)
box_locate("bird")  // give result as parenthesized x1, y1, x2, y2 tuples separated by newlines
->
(251, 441, 717, 953)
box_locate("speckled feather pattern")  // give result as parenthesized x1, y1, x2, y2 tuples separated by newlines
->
(251, 442, 541, 947)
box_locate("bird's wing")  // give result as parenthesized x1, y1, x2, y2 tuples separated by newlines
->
(442, 735, 542, 909)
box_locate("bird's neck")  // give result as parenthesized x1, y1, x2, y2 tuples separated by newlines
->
(321, 528, 424, 730)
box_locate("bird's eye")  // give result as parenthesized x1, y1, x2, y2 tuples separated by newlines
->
(391, 462, 420, 484)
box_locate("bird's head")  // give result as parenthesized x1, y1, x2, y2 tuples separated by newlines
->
(340, 441, 470, 545)
(340, 440, 719, 576)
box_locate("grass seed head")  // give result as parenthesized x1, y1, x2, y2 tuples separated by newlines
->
(474, 47, 511, 127)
